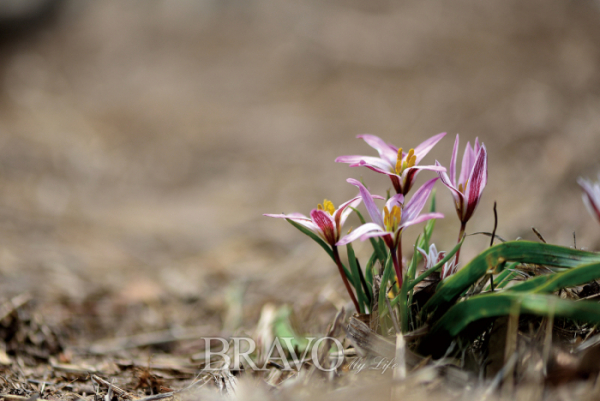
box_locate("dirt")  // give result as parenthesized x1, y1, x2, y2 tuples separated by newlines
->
(0, 0, 599, 399)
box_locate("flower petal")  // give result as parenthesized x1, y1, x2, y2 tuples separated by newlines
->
(385, 193, 405, 211)
(413, 132, 446, 162)
(402, 177, 438, 223)
(399, 212, 444, 230)
(336, 196, 362, 230)
(578, 177, 600, 222)
(464, 144, 487, 222)
(310, 209, 336, 245)
(356, 162, 398, 178)
(347, 178, 384, 227)
(336, 222, 384, 246)
(449, 134, 459, 185)
(360, 231, 393, 241)
(436, 162, 464, 206)
(335, 155, 370, 164)
(354, 157, 394, 172)
(263, 213, 319, 232)
(357, 134, 398, 165)
(459, 141, 474, 186)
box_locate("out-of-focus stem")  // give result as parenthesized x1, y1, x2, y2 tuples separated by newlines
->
(333, 246, 360, 312)
(392, 237, 403, 292)
(454, 222, 467, 266)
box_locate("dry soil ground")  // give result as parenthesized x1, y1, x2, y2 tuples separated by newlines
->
(0, 1, 599, 399)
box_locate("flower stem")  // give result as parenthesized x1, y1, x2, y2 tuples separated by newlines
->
(333, 246, 360, 312)
(454, 221, 467, 266)
(392, 237, 403, 291)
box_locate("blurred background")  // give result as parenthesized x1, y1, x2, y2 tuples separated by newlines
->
(0, 0, 599, 339)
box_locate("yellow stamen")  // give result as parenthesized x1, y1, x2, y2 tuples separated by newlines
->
(408, 154, 417, 168)
(391, 205, 402, 230)
(394, 147, 403, 175)
(383, 206, 391, 227)
(394, 148, 417, 175)
(318, 199, 335, 215)
(383, 205, 402, 231)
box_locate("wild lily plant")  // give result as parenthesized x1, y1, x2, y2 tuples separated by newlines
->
(265, 132, 600, 361)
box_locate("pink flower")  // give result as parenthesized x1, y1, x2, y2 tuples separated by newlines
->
(417, 244, 457, 280)
(436, 135, 487, 225)
(335, 133, 447, 195)
(264, 197, 361, 247)
(337, 178, 443, 290)
(337, 178, 443, 249)
(578, 175, 600, 223)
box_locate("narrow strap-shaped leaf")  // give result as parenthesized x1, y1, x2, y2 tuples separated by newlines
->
(347, 243, 368, 313)
(421, 241, 600, 319)
(365, 252, 377, 298)
(400, 242, 420, 333)
(508, 261, 600, 294)
(484, 262, 520, 291)
(378, 253, 394, 319)
(424, 292, 600, 357)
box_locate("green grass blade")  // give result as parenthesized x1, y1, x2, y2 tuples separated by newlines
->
(484, 262, 520, 291)
(378, 253, 394, 318)
(421, 241, 600, 319)
(508, 261, 600, 294)
(497, 269, 523, 289)
(347, 243, 368, 313)
(424, 292, 600, 357)
(365, 252, 377, 299)
(400, 241, 420, 333)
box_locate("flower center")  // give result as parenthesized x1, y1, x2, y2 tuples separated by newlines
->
(317, 199, 335, 215)
(457, 179, 469, 194)
(394, 148, 417, 175)
(383, 205, 402, 232)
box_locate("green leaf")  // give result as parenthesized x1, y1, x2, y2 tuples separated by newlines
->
(508, 261, 600, 294)
(421, 241, 600, 320)
(484, 262, 520, 291)
(365, 252, 377, 299)
(424, 292, 600, 357)
(429, 189, 436, 213)
(378, 253, 394, 319)
(400, 238, 421, 333)
(347, 243, 368, 313)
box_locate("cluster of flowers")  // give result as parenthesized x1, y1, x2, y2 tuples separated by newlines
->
(265, 133, 487, 311)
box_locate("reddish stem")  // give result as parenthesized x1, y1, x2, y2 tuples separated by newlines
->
(333, 246, 360, 312)
(392, 236, 403, 291)
(454, 221, 467, 266)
